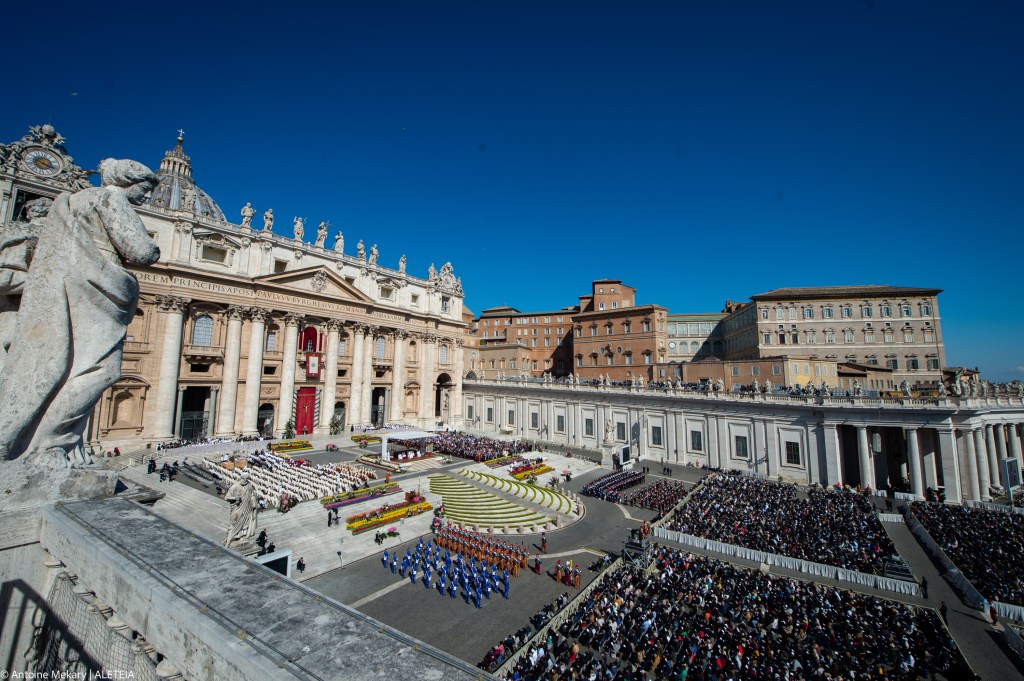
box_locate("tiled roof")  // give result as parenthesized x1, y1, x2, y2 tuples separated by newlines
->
(751, 285, 941, 301)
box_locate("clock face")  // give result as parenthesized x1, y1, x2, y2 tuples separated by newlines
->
(22, 148, 63, 177)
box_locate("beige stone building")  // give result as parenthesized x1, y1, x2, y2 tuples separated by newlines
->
(721, 286, 945, 388)
(0, 125, 467, 450)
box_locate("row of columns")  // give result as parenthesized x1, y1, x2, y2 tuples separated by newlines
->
(151, 296, 463, 438)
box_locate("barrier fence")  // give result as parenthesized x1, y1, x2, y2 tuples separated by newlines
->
(652, 527, 920, 597)
(963, 499, 1024, 516)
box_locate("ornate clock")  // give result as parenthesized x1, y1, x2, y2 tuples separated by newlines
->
(21, 148, 63, 177)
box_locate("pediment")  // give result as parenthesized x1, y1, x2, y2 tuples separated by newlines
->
(255, 266, 373, 303)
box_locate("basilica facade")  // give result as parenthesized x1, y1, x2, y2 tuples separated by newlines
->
(0, 125, 467, 450)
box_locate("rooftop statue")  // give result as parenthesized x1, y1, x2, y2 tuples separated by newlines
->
(315, 221, 328, 249)
(398, 254, 406, 273)
(368, 244, 379, 265)
(263, 207, 274, 231)
(240, 202, 255, 228)
(356, 240, 365, 260)
(293, 216, 304, 242)
(334, 231, 344, 253)
(0, 159, 160, 467)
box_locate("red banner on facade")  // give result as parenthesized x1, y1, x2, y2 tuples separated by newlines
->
(305, 352, 321, 379)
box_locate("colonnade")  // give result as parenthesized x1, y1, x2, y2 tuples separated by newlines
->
(149, 295, 464, 439)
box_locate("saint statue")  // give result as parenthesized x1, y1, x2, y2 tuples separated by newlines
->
(428, 263, 437, 280)
(293, 217, 304, 241)
(334, 231, 344, 253)
(356, 240, 365, 260)
(224, 472, 258, 547)
(240, 202, 255, 228)
(603, 418, 615, 444)
(179, 183, 195, 213)
(263, 208, 274, 231)
(398, 254, 406, 273)
(0, 159, 160, 466)
(315, 221, 328, 248)
(368, 244, 379, 265)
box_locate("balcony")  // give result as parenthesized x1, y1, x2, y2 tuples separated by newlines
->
(123, 340, 151, 354)
(183, 343, 223, 361)
(371, 355, 393, 368)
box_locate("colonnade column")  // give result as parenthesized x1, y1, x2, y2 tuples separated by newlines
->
(390, 330, 407, 422)
(215, 306, 246, 436)
(319, 320, 341, 433)
(360, 326, 377, 425)
(994, 425, 1009, 472)
(963, 429, 980, 501)
(348, 325, 366, 427)
(173, 387, 185, 438)
(856, 426, 872, 489)
(420, 333, 437, 425)
(984, 424, 1000, 486)
(207, 387, 218, 437)
(241, 307, 270, 435)
(451, 339, 465, 427)
(823, 423, 842, 487)
(276, 313, 303, 434)
(1008, 424, 1023, 474)
(906, 428, 923, 498)
(973, 429, 991, 501)
(153, 295, 190, 438)
(935, 428, 962, 504)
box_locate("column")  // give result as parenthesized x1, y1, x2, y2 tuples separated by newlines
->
(935, 428, 962, 503)
(823, 423, 843, 487)
(985, 424, 1001, 486)
(241, 307, 270, 435)
(360, 326, 377, 424)
(451, 339, 465, 428)
(348, 325, 366, 427)
(963, 429, 980, 501)
(1009, 424, 1023, 473)
(153, 295, 190, 438)
(173, 387, 185, 438)
(420, 333, 437, 425)
(973, 429, 991, 501)
(906, 428, 924, 498)
(276, 313, 303, 434)
(390, 330, 407, 422)
(207, 387, 219, 437)
(995, 424, 1009, 471)
(856, 426, 872, 490)
(215, 306, 246, 436)
(319, 320, 342, 433)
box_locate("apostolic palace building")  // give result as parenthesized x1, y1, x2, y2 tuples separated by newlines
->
(0, 125, 468, 450)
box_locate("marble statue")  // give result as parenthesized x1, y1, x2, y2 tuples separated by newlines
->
(716, 378, 725, 393)
(240, 202, 255, 228)
(356, 240, 365, 260)
(399, 255, 406, 273)
(603, 418, 615, 444)
(428, 263, 437, 280)
(951, 378, 963, 397)
(368, 244, 379, 265)
(980, 381, 989, 397)
(315, 221, 327, 248)
(752, 379, 759, 393)
(765, 379, 773, 393)
(937, 381, 947, 398)
(263, 208, 274, 231)
(334, 231, 344, 253)
(0, 159, 160, 466)
(224, 472, 258, 547)
(900, 380, 913, 398)
(293, 217, 304, 241)
(180, 183, 195, 213)
(852, 378, 863, 396)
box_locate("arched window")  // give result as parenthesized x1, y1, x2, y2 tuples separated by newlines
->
(265, 329, 277, 352)
(300, 326, 318, 353)
(375, 336, 386, 359)
(439, 345, 449, 363)
(192, 315, 214, 346)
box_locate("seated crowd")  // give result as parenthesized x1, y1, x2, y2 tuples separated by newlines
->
(156, 433, 268, 450)
(620, 480, 690, 514)
(431, 431, 533, 462)
(497, 549, 967, 681)
(665, 473, 896, 574)
(910, 501, 1024, 606)
(580, 471, 646, 502)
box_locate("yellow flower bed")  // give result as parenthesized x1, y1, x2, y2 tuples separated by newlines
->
(512, 465, 554, 480)
(346, 501, 432, 533)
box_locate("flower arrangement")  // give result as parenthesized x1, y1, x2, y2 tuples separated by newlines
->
(320, 482, 402, 510)
(510, 462, 554, 480)
(271, 440, 313, 453)
(351, 434, 383, 444)
(346, 499, 432, 534)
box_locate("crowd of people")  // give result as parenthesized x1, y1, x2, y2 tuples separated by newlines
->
(382, 535, 514, 608)
(620, 480, 691, 514)
(910, 500, 1024, 606)
(431, 431, 533, 462)
(665, 474, 897, 574)
(156, 434, 267, 451)
(497, 549, 969, 681)
(480, 592, 572, 671)
(580, 470, 646, 502)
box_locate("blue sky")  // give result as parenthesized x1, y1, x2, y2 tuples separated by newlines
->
(4, 1, 1022, 378)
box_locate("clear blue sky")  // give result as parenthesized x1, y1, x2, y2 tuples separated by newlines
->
(4, 1, 1022, 378)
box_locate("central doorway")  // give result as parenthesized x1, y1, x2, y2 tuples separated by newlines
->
(295, 387, 317, 436)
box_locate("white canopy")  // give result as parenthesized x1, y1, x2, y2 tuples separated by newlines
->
(379, 431, 438, 461)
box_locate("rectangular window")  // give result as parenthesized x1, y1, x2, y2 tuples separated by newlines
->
(734, 435, 749, 459)
(380, 286, 394, 300)
(752, 366, 760, 376)
(806, 330, 816, 344)
(907, 358, 919, 370)
(441, 296, 451, 312)
(486, 407, 493, 423)
(584, 418, 594, 436)
(864, 331, 875, 343)
(624, 355, 632, 365)
(785, 442, 800, 466)
(644, 355, 651, 364)
(544, 338, 551, 347)
(921, 304, 932, 316)
(862, 306, 873, 318)
(903, 330, 914, 343)
(690, 431, 703, 451)
(887, 358, 898, 370)
(607, 355, 613, 366)
(616, 422, 626, 440)
(881, 305, 892, 318)
(265, 331, 277, 352)
(900, 304, 912, 317)
(643, 321, 651, 332)
(841, 307, 853, 318)
(923, 329, 934, 342)
(651, 425, 663, 446)
(822, 307, 834, 319)
(467, 405, 474, 420)
(844, 330, 855, 343)
(590, 327, 597, 336)
(274, 259, 288, 273)
(507, 410, 515, 425)
(803, 308, 814, 319)
(530, 412, 539, 429)
(761, 309, 769, 320)
(576, 356, 583, 367)
(556, 415, 565, 433)
(772, 364, 782, 376)
(531, 339, 537, 347)
(263, 365, 276, 375)
(825, 330, 836, 344)
(762, 333, 772, 344)
(731, 366, 740, 376)
(884, 330, 894, 343)
(201, 245, 228, 264)
(927, 358, 939, 370)
(788, 308, 796, 320)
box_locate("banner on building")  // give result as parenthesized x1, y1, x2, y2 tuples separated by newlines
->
(306, 352, 321, 379)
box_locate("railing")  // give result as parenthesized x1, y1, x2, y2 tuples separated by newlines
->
(182, 343, 223, 359)
(122, 340, 151, 354)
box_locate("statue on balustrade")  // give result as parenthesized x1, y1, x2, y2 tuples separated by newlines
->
(240, 202, 255, 228)
(0, 159, 160, 467)
(263, 207, 274, 231)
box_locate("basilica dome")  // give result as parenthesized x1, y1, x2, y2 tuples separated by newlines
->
(144, 135, 226, 222)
